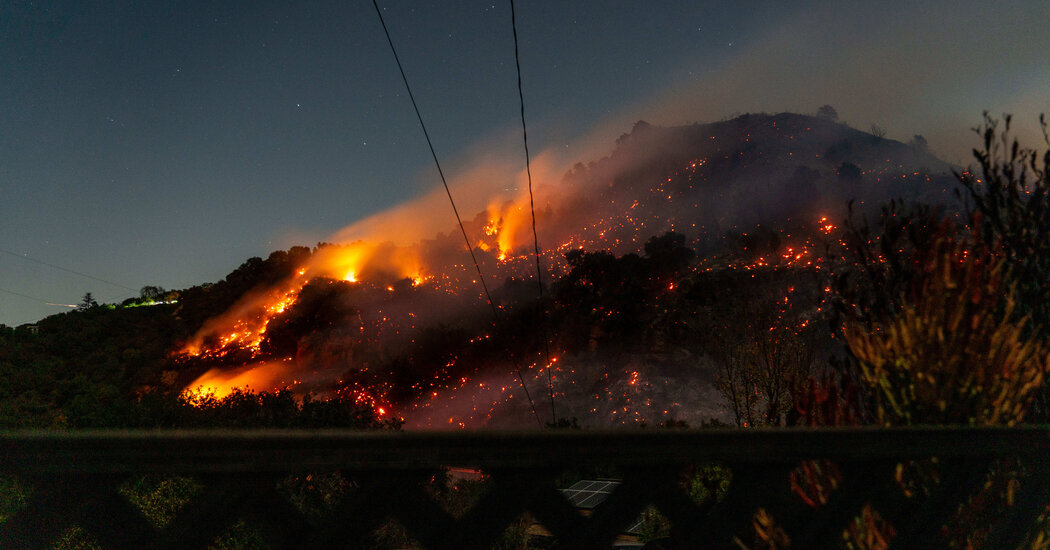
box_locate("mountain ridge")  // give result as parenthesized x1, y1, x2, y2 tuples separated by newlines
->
(1, 111, 963, 429)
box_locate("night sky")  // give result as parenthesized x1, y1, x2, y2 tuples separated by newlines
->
(2, 1, 1047, 326)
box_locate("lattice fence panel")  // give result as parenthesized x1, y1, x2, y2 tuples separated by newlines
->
(0, 429, 1046, 549)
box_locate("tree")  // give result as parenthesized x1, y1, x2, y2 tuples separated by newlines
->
(77, 292, 98, 310)
(816, 104, 838, 122)
(701, 269, 822, 426)
(837, 161, 862, 182)
(616, 120, 654, 147)
(643, 232, 695, 280)
(710, 332, 760, 427)
(869, 124, 886, 139)
(909, 134, 928, 152)
(139, 286, 166, 301)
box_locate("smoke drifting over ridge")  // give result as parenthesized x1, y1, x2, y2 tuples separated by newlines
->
(180, 112, 958, 428)
(562, 2, 1049, 170)
(4, 1, 1047, 331)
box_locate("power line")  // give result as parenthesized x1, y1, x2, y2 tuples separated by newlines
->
(100, 290, 140, 305)
(371, 0, 542, 428)
(0, 247, 137, 292)
(509, 0, 557, 426)
(0, 287, 76, 309)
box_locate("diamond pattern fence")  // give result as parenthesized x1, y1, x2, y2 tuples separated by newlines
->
(0, 427, 1048, 549)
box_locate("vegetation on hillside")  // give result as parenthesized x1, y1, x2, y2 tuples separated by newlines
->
(1, 112, 1048, 548)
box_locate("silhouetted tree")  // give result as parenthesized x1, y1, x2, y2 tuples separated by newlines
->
(909, 134, 929, 152)
(643, 232, 695, 280)
(837, 161, 862, 182)
(816, 104, 838, 122)
(77, 292, 98, 310)
(699, 269, 823, 426)
(139, 286, 166, 300)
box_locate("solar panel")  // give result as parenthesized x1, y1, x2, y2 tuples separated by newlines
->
(576, 492, 607, 508)
(624, 517, 645, 534)
(561, 479, 621, 509)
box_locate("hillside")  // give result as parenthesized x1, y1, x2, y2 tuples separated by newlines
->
(0, 112, 961, 429)
(555, 113, 955, 249)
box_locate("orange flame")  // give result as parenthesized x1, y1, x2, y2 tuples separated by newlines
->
(184, 361, 297, 399)
(180, 240, 427, 360)
(484, 200, 531, 262)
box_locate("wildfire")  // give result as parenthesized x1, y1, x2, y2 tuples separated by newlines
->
(178, 238, 435, 367)
(184, 360, 298, 399)
(174, 147, 853, 428)
(484, 200, 531, 262)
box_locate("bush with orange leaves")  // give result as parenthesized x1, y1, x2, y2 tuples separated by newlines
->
(802, 115, 1050, 549)
(837, 223, 1049, 549)
(844, 222, 1048, 427)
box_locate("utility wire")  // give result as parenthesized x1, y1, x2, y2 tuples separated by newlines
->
(0, 247, 137, 292)
(371, 0, 541, 428)
(0, 287, 76, 308)
(509, 0, 557, 426)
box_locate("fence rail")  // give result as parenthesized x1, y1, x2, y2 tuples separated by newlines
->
(1, 427, 1048, 549)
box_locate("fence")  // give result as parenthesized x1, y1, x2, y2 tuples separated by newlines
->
(1, 427, 1048, 549)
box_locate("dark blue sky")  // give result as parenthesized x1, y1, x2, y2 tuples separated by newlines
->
(1, 1, 1047, 326)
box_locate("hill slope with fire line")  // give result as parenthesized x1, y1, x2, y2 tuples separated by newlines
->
(0, 112, 961, 429)
(173, 112, 958, 428)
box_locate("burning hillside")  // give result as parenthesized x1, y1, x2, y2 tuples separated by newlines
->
(175, 113, 957, 428)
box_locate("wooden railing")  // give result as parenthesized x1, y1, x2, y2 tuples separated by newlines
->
(1, 427, 1048, 549)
